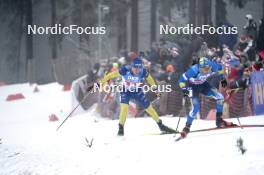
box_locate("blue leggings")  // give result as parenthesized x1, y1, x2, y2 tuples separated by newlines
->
(186, 82, 224, 125)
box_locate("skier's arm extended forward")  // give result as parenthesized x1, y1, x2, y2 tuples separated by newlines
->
(146, 73, 157, 86)
(145, 72, 162, 97)
(99, 71, 121, 84)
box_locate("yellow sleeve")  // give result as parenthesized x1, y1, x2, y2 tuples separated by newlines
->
(146, 73, 157, 86)
(99, 70, 121, 84)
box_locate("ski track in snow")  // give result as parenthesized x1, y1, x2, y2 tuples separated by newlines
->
(0, 83, 264, 175)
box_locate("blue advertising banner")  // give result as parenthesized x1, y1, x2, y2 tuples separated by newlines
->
(250, 71, 264, 115)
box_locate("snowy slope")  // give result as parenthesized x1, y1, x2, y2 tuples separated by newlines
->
(0, 83, 264, 175)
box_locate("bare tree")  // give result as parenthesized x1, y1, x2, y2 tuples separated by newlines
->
(131, 0, 138, 52)
(25, 0, 34, 83)
(117, 0, 128, 52)
(203, 0, 212, 24)
(189, 0, 196, 25)
(151, 0, 157, 45)
(215, 0, 227, 26)
(50, 0, 58, 82)
(159, 0, 172, 23)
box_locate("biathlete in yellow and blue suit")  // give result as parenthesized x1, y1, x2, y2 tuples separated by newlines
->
(96, 58, 175, 136)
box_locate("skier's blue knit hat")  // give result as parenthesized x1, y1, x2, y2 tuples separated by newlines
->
(131, 58, 143, 68)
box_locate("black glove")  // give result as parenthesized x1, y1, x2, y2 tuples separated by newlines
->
(87, 82, 100, 92)
(156, 92, 161, 98)
(182, 88, 190, 97)
(221, 79, 227, 88)
(152, 87, 161, 98)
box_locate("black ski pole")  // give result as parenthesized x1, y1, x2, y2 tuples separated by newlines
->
(237, 117, 243, 129)
(56, 85, 95, 131)
(175, 116, 181, 133)
(237, 86, 249, 129)
(174, 96, 187, 136)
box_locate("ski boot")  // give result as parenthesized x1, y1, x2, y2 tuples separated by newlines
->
(216, 118, 236, 128)
(117, 123, 124, 136)
(216, 112, 236, 128)
(157, 120, 176, 133)
(180, 123, 191, 138)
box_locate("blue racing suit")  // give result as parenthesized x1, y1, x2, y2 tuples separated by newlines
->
(178, 60, 225, 125)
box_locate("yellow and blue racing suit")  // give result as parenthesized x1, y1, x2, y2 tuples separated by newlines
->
(100, 65, 160, 125)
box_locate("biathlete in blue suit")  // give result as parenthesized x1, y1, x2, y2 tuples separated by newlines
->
(178, 57, 235, 137)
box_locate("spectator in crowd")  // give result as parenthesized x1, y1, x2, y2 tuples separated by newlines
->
(87, 63, 100, 83)
(243, 14, 258, 40)
(252, 61, 263, 72)
(148, 42, 160, 63)
(242, 35, 256, 62)
(191, 53, 200, 65)
(118, 57, 126, 66)
(151, 64, 166, 81)
(111, 62, 119, 72)
(218, 21, 238, 51)
(236, 34, 256, 63)
(164, 64, 180, 90)
(256, 18, 264, 63)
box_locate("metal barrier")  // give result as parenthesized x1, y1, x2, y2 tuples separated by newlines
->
(92, 66, 255, 119)
(166, 88, 252, 120)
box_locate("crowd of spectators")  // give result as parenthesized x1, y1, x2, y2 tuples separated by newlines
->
(86, 14, 264, 119)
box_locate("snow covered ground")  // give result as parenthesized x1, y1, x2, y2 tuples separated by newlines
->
(0, 83, 264, 175)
